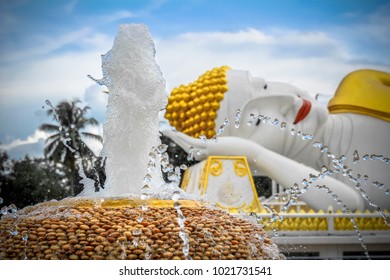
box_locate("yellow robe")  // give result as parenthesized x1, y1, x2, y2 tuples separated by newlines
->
(328, 69, 390, 122)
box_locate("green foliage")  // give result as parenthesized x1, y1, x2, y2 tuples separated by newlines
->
(0, 154, 68, 209)
(0, 99, 106, 211)
(39, 99, 103, 196)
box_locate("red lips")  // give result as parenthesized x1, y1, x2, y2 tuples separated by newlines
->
(293, 98, 312, 125)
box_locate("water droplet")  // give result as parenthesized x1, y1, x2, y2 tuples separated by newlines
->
(370, 154, 379, 160)
(313, 142, 323, 148)
(235, 109, 241, 128)
(273, 229, 279, 237)
(187, 146, 194, 161)
(136, 216, 144, 223)
(162, 164, 174, 173)
(0, 197, 3, 205)
(280, 122, 287, 130)
(156, 144, 168, 154)
(273, 118, 280, 126)
(301, 133, 313, 140)
(223, 118, 230, 126)
(196, 149, 202, 156)
(142, 184, 150, 192)
(132, 228, 142, 236)
(327, 152, 335, 158)
(258, 114, 265, 122)
(172, 191, 181, 201)
(10, 226, 18, 236)
(309, 173, 318, 181)
(22, 233, 28, 242)
(8, 204, 17, 213)
(362, 154, 369, 160)
(211, 135, 218, 143)
(140, 192, 149, 200)
(180, 164, 188, 170)
(217, 124, 225, 135)
(143, 174, 152, 184)
(255, 233, 265, 241)
(353, 150, 360, 164)
(87, 74, 110, 87)
(174, 201, 181, 210)
(141, 204, 148, 211)
(247, 113, 256, 126)
(320, 145, 328, 153)
(1, 206, 8, 215)
(385, 189, 390, 195)
(296, 130, 302, 137)
(167, 171, 179, 182)
(175, 166, 180, 173)
(199, 135, 207, 143)
(290, 128, 296, 135)
(372, 181, 384, 189)
(302, 179, 311, 187)
(147, 161, 155, 172)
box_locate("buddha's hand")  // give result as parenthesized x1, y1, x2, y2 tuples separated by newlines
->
(162, 130, 264, 162)
(162, 130, 208, 161)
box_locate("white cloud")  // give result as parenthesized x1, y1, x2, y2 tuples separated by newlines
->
(82, 83, 108, 130)
(0, 30, 113, 107)
(155, 28, 389, 97)
(1, 28, 95, 63)
(0, 129, 48, 151)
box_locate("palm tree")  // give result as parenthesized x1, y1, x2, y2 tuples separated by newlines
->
(39, 99, 103, 196)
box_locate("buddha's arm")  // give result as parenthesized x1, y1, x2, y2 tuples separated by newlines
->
(163, 130, 364, 211)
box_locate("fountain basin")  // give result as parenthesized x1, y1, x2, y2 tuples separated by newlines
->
(0, 198, 282, 260)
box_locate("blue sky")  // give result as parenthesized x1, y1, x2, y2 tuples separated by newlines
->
(0, 0, 389, 158)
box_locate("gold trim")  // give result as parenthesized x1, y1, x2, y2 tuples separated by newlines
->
(202, 156, 262, 212)
(181, 169, 191, 191)
(234, 159, 247, 177)
(210, 159, 223, 176)
(17, 197, 205, 211)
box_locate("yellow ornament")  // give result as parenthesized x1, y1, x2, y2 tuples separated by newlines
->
(165, 66, 231, 138)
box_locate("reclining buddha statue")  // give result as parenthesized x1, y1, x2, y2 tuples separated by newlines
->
(163, 66, 390, 211)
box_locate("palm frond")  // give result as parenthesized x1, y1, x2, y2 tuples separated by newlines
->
(81, 132, 103, 143)
(39, 124, 60, 133)
(45, 133, 61, 144)
(44, 140, 60, 159)
(83, 118, 99, 126)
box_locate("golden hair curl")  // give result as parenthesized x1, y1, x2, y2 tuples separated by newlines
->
(165, 66, 230, 138)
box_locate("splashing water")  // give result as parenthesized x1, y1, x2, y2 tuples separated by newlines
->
(93, 24, 167, 196)
(247, 113, 257, 126)
(174, 201, 191, 259)
(314, 184, 370, 259)
(208, 110, 388, 258)
(235, 109, 241, 128)
(353, 150, 360, 164)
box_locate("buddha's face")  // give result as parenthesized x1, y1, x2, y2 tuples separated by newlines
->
(218, 73, 328, 154)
